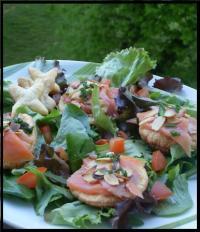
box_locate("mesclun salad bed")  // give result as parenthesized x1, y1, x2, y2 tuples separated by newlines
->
(3, 47, 197, 229)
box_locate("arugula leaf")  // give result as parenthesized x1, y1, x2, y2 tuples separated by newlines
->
(96, 47, 156, 87)
(3, 80, 14, 113)
(92, 85, 116, 134)
(45, 201, 115, 228)
(153, 174, 193, 216)
(3, 175, 35, 200)
(167, 144, 185, 168)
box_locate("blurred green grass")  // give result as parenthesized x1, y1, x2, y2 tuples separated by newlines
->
(3, 4, 197, 88)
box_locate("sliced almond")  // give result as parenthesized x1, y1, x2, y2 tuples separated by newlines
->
(104, 174, 119, 186)
(141, 109, 159, 120)
(83, 169, 98, 184)
(151, 116, 166, 131)
(166, 117, 181, 124)
(126, 182, 143, 198)
(126, 118, 138, 124)
(118, 177, 125, 183)
(139, 116, 155, 126)
(115, 173, 129, 181)
(94, 169, 105, 176)
(96, 157, 113, 162)
(97, 162, 113, 170)
(87, 160, 97, 168)
(184, 113, 191, 118)
(164, 109, 176, 118)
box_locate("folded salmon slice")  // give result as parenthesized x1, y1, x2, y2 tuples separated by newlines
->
(68, 155, 148, 200)
(3, 129, 34, 169)
(67, 167, 112, 196)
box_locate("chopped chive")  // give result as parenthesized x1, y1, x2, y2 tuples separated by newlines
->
(165, 123, 177, 128)
(170, 130, 180, 137)
(158, 104, 166, 116)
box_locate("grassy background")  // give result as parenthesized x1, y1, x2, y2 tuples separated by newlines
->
(3, 4, 197, 88)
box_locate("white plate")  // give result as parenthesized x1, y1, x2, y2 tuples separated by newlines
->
(3, 60, 197, 229)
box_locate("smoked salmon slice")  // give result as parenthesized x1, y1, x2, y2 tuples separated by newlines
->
(3, 129, 34, 169)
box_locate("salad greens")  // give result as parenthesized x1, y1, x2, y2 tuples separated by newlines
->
(3, 47, 197, 229)
(51, 104, 95, 172)
(3, 80, 14, 113)
(45, 201, 115, 228)
(3, 175, 35, 200)
(96, 47, 156, 87)
(153, 175, 193, 216)
(92, 85, 116, 134)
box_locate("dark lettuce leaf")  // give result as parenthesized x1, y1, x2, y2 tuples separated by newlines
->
(153, 77, 183, 93)
(34, 144, 70, 179)
(111, 192, 157, 229)
(115, 87, 140, 120)
(137, 72, 153, 88)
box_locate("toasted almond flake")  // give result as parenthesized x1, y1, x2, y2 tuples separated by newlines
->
(83, 169, 98, 184)
(118, 177, 125, 183)
(94, 169, 105, 176)
(184, 113, 191, 118)
(126, 182, 144, 198)
(97, 162, 113, 170)
(151, 116, 166, 131)
(139, 116, 155, 126)
(71, 91, 80, 99)
(164, 109, 176, 118)
(96, 157, 113, 162)
(142, 109, 159, 119)
(87, 160, 97, 168)
(115, 173, 129, 181)
(104, 174, 119, 186)
(166, 117, 181, 124)
(126, 118, 138, 124)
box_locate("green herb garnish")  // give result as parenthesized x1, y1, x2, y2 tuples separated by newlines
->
(12, 117, 33, 134)
(165, 123, 178, 128)
(80, 81, 94, 100)
(158, 104, 166, 116)
(170, 130, 181, 137)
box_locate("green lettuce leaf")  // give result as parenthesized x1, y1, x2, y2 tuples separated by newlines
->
(96, 47, 156, 87)
(51, 104, 95, 172)
(3, 80, 14, 113)
(95, 139, 151, 161)
(153, 174, 193, 216)
(92, 85, 116, 134)
(25, 166, 73, 216)
(45, 201, 115, 228)
(3, 175, 35, 200)
(149, 90, 197, 117)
